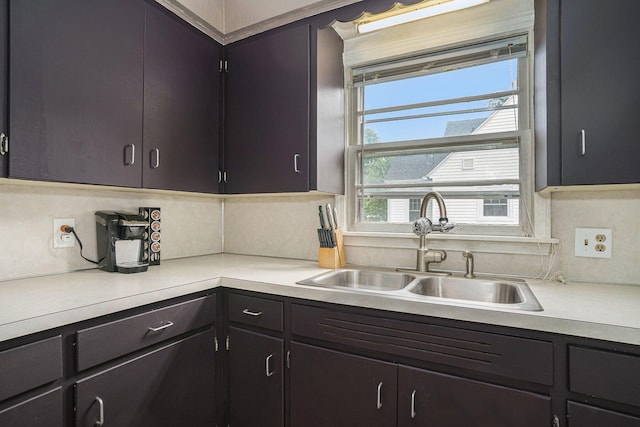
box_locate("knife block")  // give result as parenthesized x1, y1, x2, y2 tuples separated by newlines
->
(318, 247, 340, 269)
(334, 227, 347, 267)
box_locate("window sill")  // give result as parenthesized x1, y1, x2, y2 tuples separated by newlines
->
(342, 231, 558, 256)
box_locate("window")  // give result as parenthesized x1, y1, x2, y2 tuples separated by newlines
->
(483, 198, 508, 217)
(348, 35, 531, 235)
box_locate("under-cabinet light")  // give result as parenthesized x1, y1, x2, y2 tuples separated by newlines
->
(357, 0, 490, 34)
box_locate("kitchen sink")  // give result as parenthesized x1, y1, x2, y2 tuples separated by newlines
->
(405, 276, 542, 311)
(296, 269, 416, 292)
(297, 269, 542, 311)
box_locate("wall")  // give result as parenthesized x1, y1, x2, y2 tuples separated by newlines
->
(0, 181, 223, 282)
(223, 191, 640, 286)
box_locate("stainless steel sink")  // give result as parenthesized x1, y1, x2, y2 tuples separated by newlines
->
(297, 269, 416, 292)
(405, 276, 542, 311)
(297, 268, 542, 312)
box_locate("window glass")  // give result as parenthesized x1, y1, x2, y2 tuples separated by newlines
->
(351, 37, 528, 231)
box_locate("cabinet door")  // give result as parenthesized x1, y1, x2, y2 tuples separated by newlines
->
(228, 327, 284, 427)
(398, 365, 550, 427)
(0, 388, 62, 427)
(560, 0, 640, 185)
(225, 25, 310, 193)
(143, 3, 221, 193)
(75, 329, 216, 427)
(0, 0, 7, 177)
(568, 401, 640, 427)
(9, 0, 144, 187)
(290, 341, 397, 427)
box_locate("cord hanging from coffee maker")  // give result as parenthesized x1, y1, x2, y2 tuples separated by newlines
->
(62, 226, 100, 265)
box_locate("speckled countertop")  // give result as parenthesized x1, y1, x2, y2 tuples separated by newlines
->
(1, 254, 639, 345)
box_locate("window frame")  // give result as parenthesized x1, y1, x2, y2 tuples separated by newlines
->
(345, 35, 535, 237)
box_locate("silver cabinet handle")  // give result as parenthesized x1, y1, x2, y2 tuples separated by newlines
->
(265, 354, 274, 377)
(293, 153, 301, 173)
(376, 382, 383, 409)
(94, 396, 105, 426)
(242, 309, 262, 317)
(148, 321, 174, 332)
(0, 133, 7, 156)
(124, 144, 135, 166)
(151, 148, 160, 169)
(580, 129, 586, 156)
(411, 390, 417, 419)
(286, 350, 291, 369)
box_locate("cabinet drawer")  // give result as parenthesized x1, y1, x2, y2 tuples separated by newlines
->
(292, 304, 553, 386)
(0, 387, 62, 427)
(76, 294, 216, 371)
(228, 293, 283, 332)
(0, 336, 62, 402)
(569, 346, 640, 407)
(568, 401, 640, 427)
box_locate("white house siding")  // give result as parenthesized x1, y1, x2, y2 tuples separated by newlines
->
(426, 148, 519, 183)
(388, 199, 410, 223)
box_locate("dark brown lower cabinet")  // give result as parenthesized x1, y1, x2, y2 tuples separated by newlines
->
(0, 388, 62, 427)
(567, 401, 640, 427)
(398, 366, 550, 426)
(228, 326, 284, 427)
(75, 329, 216, 427)
(290, 341, 397, 427)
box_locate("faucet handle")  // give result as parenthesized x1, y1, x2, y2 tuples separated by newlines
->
(413, 217, 432, 236)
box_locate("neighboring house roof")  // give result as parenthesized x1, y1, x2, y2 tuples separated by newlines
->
(443, 118, 485, 137)
(384, 152, 448, 182)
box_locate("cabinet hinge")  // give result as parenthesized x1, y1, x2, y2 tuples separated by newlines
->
(0, 133, 8, 156)
(225, 334, 230, 351)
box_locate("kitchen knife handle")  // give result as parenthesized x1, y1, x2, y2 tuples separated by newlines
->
(333, 207, 339, 229)
(318, 206, 326, 229)
(293, 153, 301, 173)
(326, 204, 334, 230)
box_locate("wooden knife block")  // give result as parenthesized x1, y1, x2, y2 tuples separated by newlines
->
(318, 228, 346, 269)
(318, 247, 340, 269)
(334, 227, 347, 267)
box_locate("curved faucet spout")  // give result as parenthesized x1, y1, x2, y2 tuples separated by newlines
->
(420, 191, 448, 225)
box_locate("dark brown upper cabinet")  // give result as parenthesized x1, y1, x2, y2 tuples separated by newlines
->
(0, 0, 7, 178)
(8, 0, 221, 193)
(224, 24, 344, 194)
(534, 0, 640, 190)
(9, 0, 145, 187)
(143, 2, 221, 193)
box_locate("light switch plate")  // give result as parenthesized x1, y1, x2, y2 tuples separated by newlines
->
(574, 227, 612, 259)
(53, 218, 75, 248)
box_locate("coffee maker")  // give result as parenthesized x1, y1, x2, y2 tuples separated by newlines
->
(95, 211, 149, 273)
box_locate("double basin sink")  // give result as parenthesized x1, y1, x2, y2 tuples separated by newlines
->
(297, 269, 542, 311)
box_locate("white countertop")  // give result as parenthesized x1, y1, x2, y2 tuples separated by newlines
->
(1, 254, 639, 345)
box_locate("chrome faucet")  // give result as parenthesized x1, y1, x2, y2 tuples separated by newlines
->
(413, 191, 455, 272)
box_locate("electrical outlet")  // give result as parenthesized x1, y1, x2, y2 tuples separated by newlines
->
(53, 218, 75, 248)
(574, 228, 612, 259)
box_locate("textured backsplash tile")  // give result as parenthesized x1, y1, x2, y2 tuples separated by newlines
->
(0, 181, 222, 282)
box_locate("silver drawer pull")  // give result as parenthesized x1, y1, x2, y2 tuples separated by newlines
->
(151, 148, 160, 169)
(377, 382, 383, 409)
(580, 129, 586, 156)
(124, 144, 135, 166)
(411, 390, 417, 419)
(293, 153, 301, 173)
(94, 396, 105, 426)
(266, 354, 274, 377)
(148, 321, 174, 332)
(242, 309, 263, 317)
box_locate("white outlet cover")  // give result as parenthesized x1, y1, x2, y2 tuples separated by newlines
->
(53, 218, 76, 248)
(574, 227, 612, 259)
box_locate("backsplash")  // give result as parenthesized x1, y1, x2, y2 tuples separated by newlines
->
(1, 180, 637, 285)
(0, 181, 223, 282)
(224, 190, 640, 286)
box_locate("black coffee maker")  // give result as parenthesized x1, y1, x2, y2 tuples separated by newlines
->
(95, 211, 149, 273)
